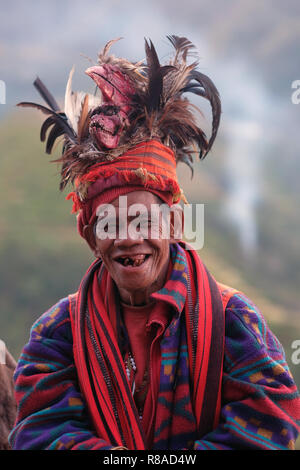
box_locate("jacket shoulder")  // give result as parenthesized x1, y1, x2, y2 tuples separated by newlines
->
(30, 296, 75, 342)
(217, 281, 240, 310)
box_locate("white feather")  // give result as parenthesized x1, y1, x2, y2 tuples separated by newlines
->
(64, 66, 102, 134)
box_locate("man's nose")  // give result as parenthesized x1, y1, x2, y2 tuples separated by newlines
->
(114, 227, 145, 247)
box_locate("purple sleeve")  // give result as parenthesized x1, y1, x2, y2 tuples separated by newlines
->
(9, 297, 115, 450)
(194, 293, 300, 450)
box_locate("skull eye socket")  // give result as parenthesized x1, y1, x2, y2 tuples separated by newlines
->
(91, 105, 120, 117)
(103, 105, 120, 116)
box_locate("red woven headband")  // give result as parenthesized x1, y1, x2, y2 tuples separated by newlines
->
(67, 140, 183, 239)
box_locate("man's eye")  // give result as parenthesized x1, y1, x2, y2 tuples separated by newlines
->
(97, 222, 117, 235)
(107, 224, 117, 232)
(102, 223, 116, 232)
(140, 218, 151, 226)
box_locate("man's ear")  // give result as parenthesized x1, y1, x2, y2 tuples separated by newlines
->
(169, 204, 184, 244)
(82, 224, 101, 257)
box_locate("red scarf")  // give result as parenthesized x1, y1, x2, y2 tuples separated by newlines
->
(69, 244, 224, 449)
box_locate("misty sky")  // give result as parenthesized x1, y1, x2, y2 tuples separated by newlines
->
(1, 0, 300, 102)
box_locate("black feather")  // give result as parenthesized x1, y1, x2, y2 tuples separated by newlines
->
(187, 70, 220, 96)
(180, 83, 205, 95)
(17, 101, 76, 152)
(144, 38, 163, 112)
(34, 77, 60, 112)
(45, 125, 66, 154)
(176, 153, 194, 178)
(184, 70, 221, 156)
(17, 101, 57, 116)
(40, 116, 57, 141)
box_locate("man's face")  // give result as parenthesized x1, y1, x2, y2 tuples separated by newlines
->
(91, 191, 173, 305)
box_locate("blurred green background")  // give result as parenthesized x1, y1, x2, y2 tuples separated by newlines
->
(0, 0, 299, 448)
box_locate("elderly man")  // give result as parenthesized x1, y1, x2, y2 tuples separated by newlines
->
(9, 36, 300, 450)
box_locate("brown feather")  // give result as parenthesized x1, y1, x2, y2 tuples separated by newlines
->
(77, 94, 90, 143)
(166, 35, 197, 64)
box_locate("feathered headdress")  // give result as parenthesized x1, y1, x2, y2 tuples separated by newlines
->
(17, 35, 221, 207)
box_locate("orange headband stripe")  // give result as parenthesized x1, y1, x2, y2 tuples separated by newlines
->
(80, 140, 178, 186)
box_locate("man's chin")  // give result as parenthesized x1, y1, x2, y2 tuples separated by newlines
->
(112, 270, 155, 300)
(106, 255, 167, 302)
(115, 277, 152, 293)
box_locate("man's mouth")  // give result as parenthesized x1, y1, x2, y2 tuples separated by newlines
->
(114, 254, 151, 267)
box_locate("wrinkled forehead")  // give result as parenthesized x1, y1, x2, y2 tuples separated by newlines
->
(113, 191, 163, 207)
(96, 191, 164, 213)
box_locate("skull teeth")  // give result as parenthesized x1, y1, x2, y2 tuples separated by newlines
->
(90, 121, 113, 135)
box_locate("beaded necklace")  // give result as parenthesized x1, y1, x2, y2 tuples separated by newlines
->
(125, 351, 149, 419)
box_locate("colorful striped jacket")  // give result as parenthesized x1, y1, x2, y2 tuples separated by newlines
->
(9, 269, 300, 450)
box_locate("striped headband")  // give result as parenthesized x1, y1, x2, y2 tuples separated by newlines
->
(67, 139, 184, 214)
